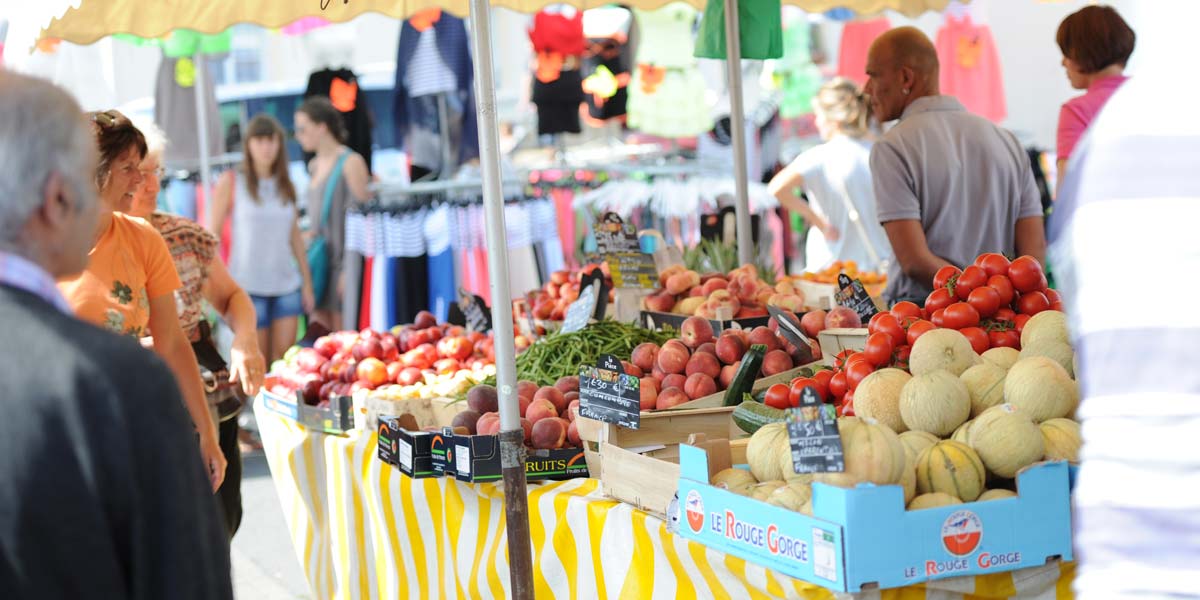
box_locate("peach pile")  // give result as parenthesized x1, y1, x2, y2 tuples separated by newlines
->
(641, 264, 806, 319)
(456, 376, 584, 450)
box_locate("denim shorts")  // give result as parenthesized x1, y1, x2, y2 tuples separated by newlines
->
(250, 290, 303, 329)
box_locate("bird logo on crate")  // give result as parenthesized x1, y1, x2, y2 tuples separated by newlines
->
(685, 490, 706, 534)
(941, 510, 983, 556)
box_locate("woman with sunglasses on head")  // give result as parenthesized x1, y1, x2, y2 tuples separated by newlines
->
(127, 121, 263, 537)
(292, 97, 370, 331)
(58, 110, 226, 492)
(210, 114, 314, 364)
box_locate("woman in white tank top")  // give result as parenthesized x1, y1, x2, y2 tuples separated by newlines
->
(211, 115, 314, 363)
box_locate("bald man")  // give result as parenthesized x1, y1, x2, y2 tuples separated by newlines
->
(864, 27, 1045, 303)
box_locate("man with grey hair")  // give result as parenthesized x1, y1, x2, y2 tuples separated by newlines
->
(0, 72, 232, 599)
(864, 27, 1045, 303)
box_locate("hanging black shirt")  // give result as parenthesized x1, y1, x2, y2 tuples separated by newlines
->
(305, 68, 374, 173)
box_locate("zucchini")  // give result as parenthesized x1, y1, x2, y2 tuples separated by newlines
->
(732, 401, 788, 434)
(723, 344, 767, 406)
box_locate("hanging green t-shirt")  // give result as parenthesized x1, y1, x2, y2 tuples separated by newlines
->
(693, 0, 783, 60)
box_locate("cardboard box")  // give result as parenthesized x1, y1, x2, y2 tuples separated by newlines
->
(817, 328, 869, 365)
(376, 418, 441, 479)
(449, 433, 589, 483)
(676, 445, 1073, 592)
(640, 310, 770, 333)
(259, 388, 353, 435)
(597, 433, 733, 519)
(431, 428, 455, 477)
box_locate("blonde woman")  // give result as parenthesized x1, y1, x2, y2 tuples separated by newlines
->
(767, 78, 892, 271)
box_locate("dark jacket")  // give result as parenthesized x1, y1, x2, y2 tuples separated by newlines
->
(0, 285, 232, 599)
(393, 14, 480, 166)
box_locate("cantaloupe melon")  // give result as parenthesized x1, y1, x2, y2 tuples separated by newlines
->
(1040, 418, 1082, 462)
(978, 489, 1018, 501)
(712, 468, 758, 495)
(1004, 357, 1078, 422)
(1021, 310, 1069, 348)
(910, 329, 980, 376)
(908, 492, 963, 510)
(901, 452, 917, 504)
(916, 440, 987, 501)
(961, 363, 1007, 417)
(747, 423, 790, 482)
(970, 404, 1045, 478)
(981, 347, 1020, 370)
(767, 481, 813, 511)
(899, 430, 939, 464)
(853, 368, 912, 433)
(951, 419, 975, 445)
(750, 481, 786, 501)
(814, 418, 907, 487)
(899, 370, 971, 436)
(838, 416, 863, 436)
(1019, 340, 1076, 378)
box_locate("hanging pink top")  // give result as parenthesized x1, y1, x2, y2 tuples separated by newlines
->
(836, 18, 890, 86)
(1057, 74, 1128, 160)
(935, 15, 1006, 123)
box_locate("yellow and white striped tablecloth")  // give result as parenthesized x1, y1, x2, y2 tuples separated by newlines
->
(254, 399, 1075, 600)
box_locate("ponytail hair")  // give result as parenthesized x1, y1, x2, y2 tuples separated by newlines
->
(811, 77, 872, 139)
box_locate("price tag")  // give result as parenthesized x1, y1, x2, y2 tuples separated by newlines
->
(834, 273, 879, 322)
(561, 284, 596, 334)
(456, 444, 472, 477)
(578, 354, 642, 429)
(580, 268, 610, 320)
(457, 288, 493, 333)
(607, 252, 659, 289)
(399, 439, 413, 470)
(594, 212, 640, 255)
(786, 387, 845, 474)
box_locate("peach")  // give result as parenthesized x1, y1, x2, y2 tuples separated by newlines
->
(694, 304, 716, 319)
(736, 304, 769, 319)
(721, 327, 750, 345)
(521, 417, 533, 444)
(658, 264, 686, 287)
(775, 279, 800, 295)
(567, 399, 580, 421)
(747, 326, 782, 352)
(707, 289, 734, 303)
(800, 310, 827, 338)
(467, 384, 499, 414)
(695, 342, 717, 357)
(761, 349, 795, 376)
(656, 387, 690, 410)
(825, 306, 862, 329)
(665, 272, 695, 295)
(563, 390, 579, 403)
(476, 412, 501, 436)
(451, 409, 482, 435)
(517, 380, 540, 401)
(643, 291, 677, 313)
(656, 345, 689, 375)
(663, 339, 689, 355)
(639, 377, 659, 410)
(534, 386, 568, 414)
(518, 394, 531, 418)
(755, 288, 775, 306)
(767, 293, 805, 313)
(630, 343, 660, 373)
(525, 398, 558, 424)
(567, 420, 581, 447)
(719, 363, 740, 389)
(554, 375, 580, 395)
(684, 373, 718, 400)
(687, 286, 706, 298)
(651, 363, 667, 383)
(620, 361, 644, 378)
(685, 352, 722, 380)
(662, 373, 687, 391)
(701, 277, 729, 296)
(531, 417, 568, 449)
(680, 316, 715, 349)
(715, 334, 747, 365)
(674, 296, 705, 315)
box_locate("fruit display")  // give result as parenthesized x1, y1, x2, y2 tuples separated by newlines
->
(792, 260, 886, 287)
(519, 264, 614, 324)
(268, 311, 498, 405)
(452, 378, 584, 450)
(641, 264, 807, 318)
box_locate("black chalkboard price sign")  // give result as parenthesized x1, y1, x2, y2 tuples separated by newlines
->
(457, 288, 493, 333)
(578, 354, 641, 429)
(786, 387, 845, 475)
(834, 273, 879, 322)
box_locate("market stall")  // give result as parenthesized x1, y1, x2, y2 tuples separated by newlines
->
(256, 399, 1075, 599)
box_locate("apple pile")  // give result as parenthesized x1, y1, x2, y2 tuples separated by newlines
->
(268, 311, 498, 406)
(523, 264, 614, 322)
(641, 264, 806, 319)
(453, 377, 584, 450)
(630, 314, 816, 411)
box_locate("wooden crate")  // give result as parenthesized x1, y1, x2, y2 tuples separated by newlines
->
(598, 434, 734, 518)
(817, 328, 869, 365)
(364, 396, 462, 430)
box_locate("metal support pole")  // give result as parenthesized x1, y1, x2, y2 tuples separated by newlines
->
(466, 1, 533, 598)
(722, 0, 753, 266)
(193, 53, 214, 227)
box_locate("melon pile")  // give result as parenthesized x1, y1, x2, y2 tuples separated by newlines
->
(737, 310, 1082, 513)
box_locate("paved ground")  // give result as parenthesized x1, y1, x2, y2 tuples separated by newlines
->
(230, 447, 312, 599)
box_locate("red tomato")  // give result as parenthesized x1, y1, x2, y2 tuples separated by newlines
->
(870, 313, 907, 348)
(891, 301, 923, 321)
(838, 393, 856, 417)
(845, 361, 874, 392)
(925, 287, 955, 314)
(1045, 288, 1062, 306)
(834, 350, 858, 371)
(1016, 290, 1050, 316)
(931, 308, 946, 328)
(764, 383, 792, 410)
(812, 370, 834, 401)
(844, 353, 870, 371)
(994, 307, 1017, 322)
(933, 265, 962, 290)
(788, 377, 820, 406)
(907, 320, 936, 345)
(863, 332, 895, 367)
(967, 285, 1002, 318)
(1008, 256, 1048, 293)
(868, 312, 886, 333)
(960, 326, 989, 354)
(829, 370, 848, 399)
(955, 266, 988, 300)
(1050, 301, 1064, 312)
(891, 344, 913, 370)
(986, 275, 1016, 306)
(942, 302, 981, 329)
(975, 253, 1012, 278)
(1014, 313, 1031, 334)
(988, 329, 1020, 349)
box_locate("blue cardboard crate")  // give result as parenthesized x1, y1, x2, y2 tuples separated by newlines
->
(258, 388, 353, 435)
(676, 444, 1073, 592)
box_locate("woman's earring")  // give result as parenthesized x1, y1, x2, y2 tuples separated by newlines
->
(903, 88, 910, 95)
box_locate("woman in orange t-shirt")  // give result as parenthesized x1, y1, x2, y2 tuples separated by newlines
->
(58, 110, 226, 491)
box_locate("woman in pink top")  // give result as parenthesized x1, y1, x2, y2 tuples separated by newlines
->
(1055, 5, 1136, 188)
